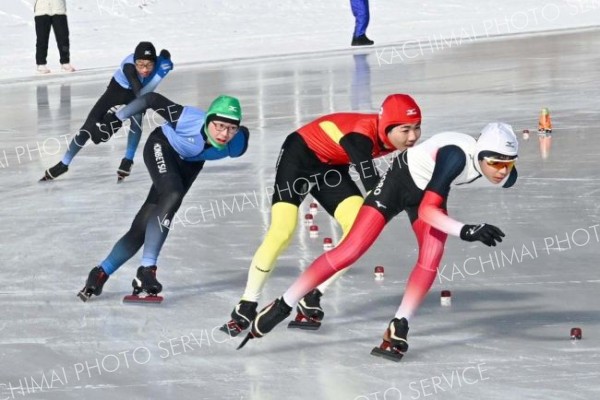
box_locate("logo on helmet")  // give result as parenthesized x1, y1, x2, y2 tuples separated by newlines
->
(406, 108, 418, 116)
(228, 105, 238, 112)
(505, 141, 516, 149)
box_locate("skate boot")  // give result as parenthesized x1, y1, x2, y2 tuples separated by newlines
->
(40, 161, 68, 181)
(288, 289, 323, 330)
(78, 266, 109, 302)
(220, 300, 258, 337)
(132, 266, 162, 295)
(371, 317, 409, 362)
(237, 297, 292, 349)
(117, 158, 133, 183)
(123, 266, 164, 303)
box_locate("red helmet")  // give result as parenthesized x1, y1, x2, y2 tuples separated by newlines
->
(378, 94, 421, 149)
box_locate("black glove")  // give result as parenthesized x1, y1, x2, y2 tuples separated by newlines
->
(90, 111, 123, 145)
(460, 223, 505, 247)
(159, 49, 171, 60)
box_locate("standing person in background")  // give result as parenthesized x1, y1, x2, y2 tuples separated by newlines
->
(351, 0, 374, 46)
(34, 0, 75, 73)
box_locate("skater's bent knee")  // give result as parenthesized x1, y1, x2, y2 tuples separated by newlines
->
(264, 224, 295, 246)
(265, 202, 298, 245)
(159, 191, 185, 213)
(324, 245, 363, 272)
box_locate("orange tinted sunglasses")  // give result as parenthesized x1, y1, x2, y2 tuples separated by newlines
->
(484, 157, 516, 170)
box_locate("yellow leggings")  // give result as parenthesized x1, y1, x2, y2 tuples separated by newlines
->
(241, 196, 364, 302)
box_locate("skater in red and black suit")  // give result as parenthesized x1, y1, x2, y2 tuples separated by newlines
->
(239, 123, 519, 360)
(221, 94, 422, 337)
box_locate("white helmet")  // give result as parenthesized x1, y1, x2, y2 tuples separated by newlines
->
(475, 122, 518, 159)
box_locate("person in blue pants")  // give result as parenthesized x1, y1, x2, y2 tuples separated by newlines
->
(41, 41, 173, 182)
(77, 92, 249, 302)
(351, 0, 374, 46)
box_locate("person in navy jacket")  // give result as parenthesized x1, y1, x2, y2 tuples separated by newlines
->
(77, 92, 249, 302)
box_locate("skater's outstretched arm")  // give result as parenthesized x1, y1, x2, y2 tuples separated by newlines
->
(116, 92, 183, 128)
(139, 51, 173, 96)
(417, 145, 466, 237)
(123, 63, 143, 96)
(318, 120, 380, 193)
(90, 93, 183, 145)
(340, 133, 379, 192)
(420, 145, 505, 247)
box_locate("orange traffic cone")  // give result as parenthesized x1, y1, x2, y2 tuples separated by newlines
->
(538, 108, 552, 134)
(538, 108, 552, 159)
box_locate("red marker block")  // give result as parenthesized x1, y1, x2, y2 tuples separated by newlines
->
(309, 225, 319, 238)
(323, 237, 333, 251)
(522, 129, 530, 140)
(309, 202, 318, 216)
(570, 327, 582, 340)
(440, 290, 452, 306)
(374, 266, 384, 279)
(304, 213, 314, 227)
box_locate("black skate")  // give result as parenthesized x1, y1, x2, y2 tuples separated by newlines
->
(220, 300, 258, 337)
(288, 289, 323, 330)
(123, 266, 163, 303)
(40, 161, 68, 181)
(237, 297, 292, 349)
(78, 266, 109, 302)
(371, 318, 409, 362)
(351, 34, 374, 46)
(117, 158, 133, 183)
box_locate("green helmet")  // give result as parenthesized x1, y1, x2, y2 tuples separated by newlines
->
(204, 95, 242, 150)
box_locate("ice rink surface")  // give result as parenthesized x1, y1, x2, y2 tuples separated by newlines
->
(0, 29, 599, 400)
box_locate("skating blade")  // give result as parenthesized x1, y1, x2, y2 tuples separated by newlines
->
(237, 334, 252, 350)
(77, 291, 91, 302)
(123, 294, 163, 304)
(287, 320, 321, 330)
(370, 346, 404, 362)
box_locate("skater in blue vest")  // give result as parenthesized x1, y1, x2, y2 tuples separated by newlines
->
(77, 92, 249, 302)
(41, 41, 173, 182)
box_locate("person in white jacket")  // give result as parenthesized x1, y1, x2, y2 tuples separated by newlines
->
(34, 0, 74, 73)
